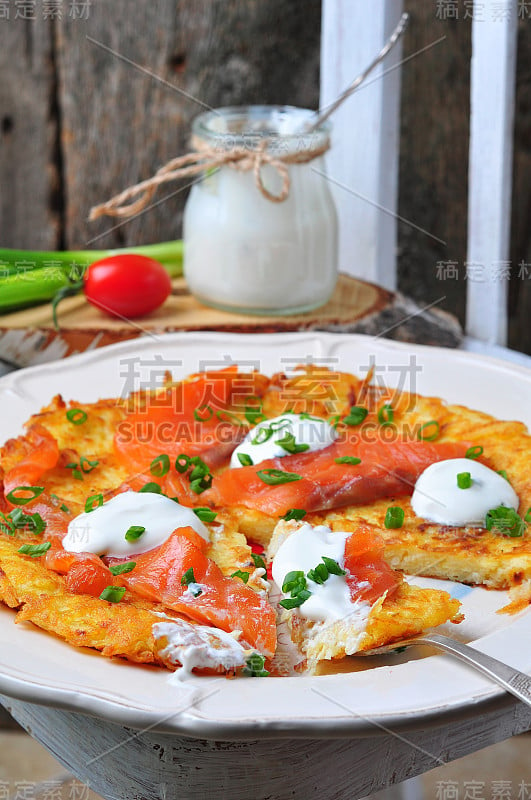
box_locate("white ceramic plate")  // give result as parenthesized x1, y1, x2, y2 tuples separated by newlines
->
(0, 332, 529, 737)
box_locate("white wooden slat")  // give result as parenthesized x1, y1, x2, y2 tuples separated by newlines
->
(466, 0, 518, 346)
(320, 0, 403, 290)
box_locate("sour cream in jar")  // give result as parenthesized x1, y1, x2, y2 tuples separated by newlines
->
(183, 106, 338, 315)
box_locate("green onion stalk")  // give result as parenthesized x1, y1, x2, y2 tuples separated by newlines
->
(0, 240, 183, 314)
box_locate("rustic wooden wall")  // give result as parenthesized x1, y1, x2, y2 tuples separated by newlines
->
(0, 13, 59, 249)
(510, 20, 531, 354)
(0, 0, 320, 254)
(0, 0, 530, 352)
(398, 7, 531, 355)
(397, 5, 472, 330)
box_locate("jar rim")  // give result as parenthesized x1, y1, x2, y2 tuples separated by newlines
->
(191, 105, 331, 145)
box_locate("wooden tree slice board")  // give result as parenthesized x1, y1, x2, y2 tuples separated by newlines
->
(0, 275, 462, 368)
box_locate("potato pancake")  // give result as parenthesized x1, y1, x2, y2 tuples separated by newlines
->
(1, 363, 526, 675)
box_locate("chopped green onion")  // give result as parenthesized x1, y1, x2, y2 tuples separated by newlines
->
(109, 561, 136, 576)
(244, 399, 266, 425)
(190, 474, 212, 494)
(242, 653, 269, 677)
(6, 486, 44, 506)
(216, 409, 243, 425)
(50, 494, 70, 513)
(306, 555, 346, 586)
(466, 445, 483, 460)
(525, 508, 531, 524)
(252, 425, 274, 445)
(65, 462, 83, 481)
(384, 506, 405, 529)
(275, 432, 309, 454)
(497, 469, 509, 482)
(280, 569, 312, 609)
(485, 506, 525, 538)
(173, 456, 213, 494)
(18, 541, 51, 558)
(321, 556, 346, 576)
(251, 552, 267, 572)
(270, 418, 292, 431)
(457, 472, 472, 489)
(194, 404, 213, 422)
(138, 482, 162, 494)
(125, 525, 145, 542)
(189, 459, 209, 481)
(256, 469, 302, 486)
(100, 586, 126, 603)
(181, 567, 197, 587)
(85, 494, 103, 512)
(334, 456, 361, 466)
(418, 420, 440, 441)
(0, 513, 15, 536)
(343, 406, 368, 427)
(150, 454, 170, 478)
(175, 454, 191, 473)
(279, 590, 312, 609)
(307, 562, 329, 585)
(65, 457, 98, 479)
(237, 453, 253, 467)
(9, 508, 46, 536)
(66, 408, 87, 425)
(193, 507, 217, 523)
(298, 412, 322, 422)
(378, 404, 394, 426)
(10, 508, 32, 528)
(282, 570, 307, 594)
(191, 476, 212, 494)
(328, 414, 341, 429)
(281, 508, 306, 522)
(231, 569, 249, 583)
(181, 566, 202, 596)
(80, 456, 98, 474)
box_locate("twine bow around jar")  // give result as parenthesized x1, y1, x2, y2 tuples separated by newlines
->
(88, 134, 330, 220)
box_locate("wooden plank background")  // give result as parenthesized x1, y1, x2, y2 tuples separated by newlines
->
(0, 0, 529, 356)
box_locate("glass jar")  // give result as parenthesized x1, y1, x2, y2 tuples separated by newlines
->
(183, 105, 338, 315)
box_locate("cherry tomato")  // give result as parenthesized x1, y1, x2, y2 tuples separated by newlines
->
(84, 254, 172, 318)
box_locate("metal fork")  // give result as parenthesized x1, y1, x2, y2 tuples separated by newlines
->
(362, 632, 531, 708)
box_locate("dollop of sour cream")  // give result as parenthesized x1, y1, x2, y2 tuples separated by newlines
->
(230, 413, 337, 468)
(63, 490, 209, 557)
(411, 458, 519, 526)
(272, 523, 368, 625)
(153, 620, 249, 680)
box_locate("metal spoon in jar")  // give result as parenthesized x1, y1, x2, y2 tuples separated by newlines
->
(360, 632, 531, 708)
(304, 11, 410, 134)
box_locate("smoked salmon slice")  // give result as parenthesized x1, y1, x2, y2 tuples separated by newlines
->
(4, 425, 60, 498)
(114, 368, 269, 472)
(206, 437, 470, 516)
(344, 527, 401, 604)
(118, 528, 277, 657)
